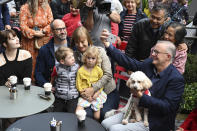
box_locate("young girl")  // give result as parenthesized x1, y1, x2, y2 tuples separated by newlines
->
(76, 46, 107, 121)
(51, 46, 79, 113)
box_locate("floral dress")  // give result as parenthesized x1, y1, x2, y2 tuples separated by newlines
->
(19, 3, 53, 81)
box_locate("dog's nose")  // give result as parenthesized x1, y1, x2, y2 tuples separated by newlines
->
(134, 86, 137, 89)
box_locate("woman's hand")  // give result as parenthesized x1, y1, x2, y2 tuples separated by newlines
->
(100, 29, 110, 48)
(34, 31, 45, 37)
(176, 127, 184, 131)
(116, 36, 122, 47)
(86, 0, 95, 8)
(51, 87, 56, 93)
(81, 87, 94, 99)
(5, 80, 11, 88)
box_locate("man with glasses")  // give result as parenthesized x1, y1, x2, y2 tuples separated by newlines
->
(100, 34, 185, 131)
(125, 4, 169, 61)
(35, 19, 69, 87)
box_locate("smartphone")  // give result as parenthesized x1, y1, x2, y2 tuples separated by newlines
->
(33, 26, 40, 31)
(107, 33, 117, 43)
(38, 94, 51, 100)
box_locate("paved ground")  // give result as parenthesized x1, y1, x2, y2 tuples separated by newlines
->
(175, 113, 188, 129)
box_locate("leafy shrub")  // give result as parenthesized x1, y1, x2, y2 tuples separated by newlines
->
(179, 54, 197, 112)
(183, 54, 197, 84)
(180, 83, 197, 112)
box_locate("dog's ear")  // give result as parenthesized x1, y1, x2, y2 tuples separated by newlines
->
(126, 78, 132, 87)
(142, 77, 152, 89)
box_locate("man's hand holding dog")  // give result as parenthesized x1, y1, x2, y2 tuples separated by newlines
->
(130, 88, 143, 98)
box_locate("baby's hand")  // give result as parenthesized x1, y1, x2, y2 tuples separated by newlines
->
(92, 91, 100, 100)
(87, 96, 93, 102)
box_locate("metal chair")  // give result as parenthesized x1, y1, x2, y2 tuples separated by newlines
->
(185, 22, 197, 53)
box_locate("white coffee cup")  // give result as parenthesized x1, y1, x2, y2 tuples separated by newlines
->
(23, 77, 31, 90)
(9, 76, 17, 85)
(76, 110, 87, 121)
(43, 83, 52, 95)
(23, 77, 31, 86)
(76, 110, 86, 127)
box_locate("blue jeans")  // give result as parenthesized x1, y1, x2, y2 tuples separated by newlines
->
(101, 112, 149, 131)
(85, 89, 120, 121)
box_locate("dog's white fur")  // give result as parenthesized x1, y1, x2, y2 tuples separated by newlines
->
(105, 71, 152, 126)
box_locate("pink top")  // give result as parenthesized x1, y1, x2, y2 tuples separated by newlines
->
(62, 13, 82, 37)
(173, 49, 187, 74)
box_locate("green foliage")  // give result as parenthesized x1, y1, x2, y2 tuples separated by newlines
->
(183, 54, 197, 84)
(180, 53, 197, 112)
(180, 83, 197, 112)
(188, 0, 192, 5)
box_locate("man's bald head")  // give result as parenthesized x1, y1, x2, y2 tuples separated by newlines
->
(50, 19, 66, 30)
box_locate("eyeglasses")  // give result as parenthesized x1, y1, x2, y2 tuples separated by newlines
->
(152, 49, 168, 55)
(53, 27, 66, 32)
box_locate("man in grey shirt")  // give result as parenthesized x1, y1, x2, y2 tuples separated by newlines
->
(83, 0, 120, 48)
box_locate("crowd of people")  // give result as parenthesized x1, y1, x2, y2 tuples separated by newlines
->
(0, 0, 197, 130)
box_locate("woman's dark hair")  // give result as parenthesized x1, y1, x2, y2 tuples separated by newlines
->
(167, 22, 187, 46)
(178, 0, 187, 6)
(0, 29, 17, 46)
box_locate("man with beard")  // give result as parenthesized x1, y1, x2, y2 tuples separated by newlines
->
(35, 19, 69, 87)
(125, 4, 169, 61)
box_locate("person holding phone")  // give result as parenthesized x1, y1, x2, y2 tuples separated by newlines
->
(82, 0, 121, 48)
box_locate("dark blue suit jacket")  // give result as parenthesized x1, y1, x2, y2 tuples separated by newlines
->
(107, 44, 185, 131)
(34, 39, 55, 87)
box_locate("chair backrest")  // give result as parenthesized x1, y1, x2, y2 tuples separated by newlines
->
(114, 65, 129, 84)
(185, 22, 197, 52)
(185, 22, 197, 39)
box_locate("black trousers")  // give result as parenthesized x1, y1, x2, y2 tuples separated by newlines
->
(53, 97, 78, 113)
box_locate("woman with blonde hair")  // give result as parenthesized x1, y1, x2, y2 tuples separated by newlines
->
(19, 0, 53, 81)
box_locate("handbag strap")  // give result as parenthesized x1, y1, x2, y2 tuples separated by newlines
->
(174, 6, 183, 16)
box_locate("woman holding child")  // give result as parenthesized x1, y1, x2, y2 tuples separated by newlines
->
(0, 29, 32, 86)
(72, 26, 119, 121)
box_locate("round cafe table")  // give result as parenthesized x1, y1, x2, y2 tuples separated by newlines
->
(6, 112, 106, 131)
(0, 85, 55, 118)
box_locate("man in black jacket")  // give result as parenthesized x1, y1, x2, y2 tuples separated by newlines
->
(125, 4, 169, 61)
(50, 0, 70, 19)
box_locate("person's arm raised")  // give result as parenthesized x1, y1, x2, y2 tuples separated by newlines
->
(83, 0, 95, 31)
(108, 11, 121, 24)
(100, 29, 110, 48)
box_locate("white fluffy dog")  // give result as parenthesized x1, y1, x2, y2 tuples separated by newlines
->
(105, 71, 152, 126)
